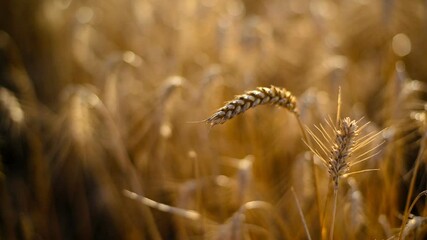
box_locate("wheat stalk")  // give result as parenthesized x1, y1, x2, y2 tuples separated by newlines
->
(305, 88, 384, 239)
(291, 187, 312, 240)
(307, 116, 357, 240)
(306, 116, 384, 240)
(206, 85, 297, 126)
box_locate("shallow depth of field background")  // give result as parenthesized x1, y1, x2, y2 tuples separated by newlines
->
(1, 0, 427, 239)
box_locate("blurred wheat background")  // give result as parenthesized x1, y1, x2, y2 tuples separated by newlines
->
(1, 0, 427, 239)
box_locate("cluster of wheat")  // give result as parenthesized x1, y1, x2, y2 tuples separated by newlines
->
(2, 0, 427, 239)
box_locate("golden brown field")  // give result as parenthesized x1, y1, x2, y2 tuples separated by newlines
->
(1, 0, 427, 239)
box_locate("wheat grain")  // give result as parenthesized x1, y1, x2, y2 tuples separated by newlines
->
(206, 85, 297, 126)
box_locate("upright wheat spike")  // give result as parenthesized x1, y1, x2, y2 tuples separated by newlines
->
(306, 116, 384, 239)
(206, 85, 297, 126)
(305, 116, 384, 188)
(306, 116, 378, 240)
(305, 89, 384, 240)
(329, 117, 358, 189)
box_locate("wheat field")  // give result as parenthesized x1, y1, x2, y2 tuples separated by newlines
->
(1, 0, 427, 239)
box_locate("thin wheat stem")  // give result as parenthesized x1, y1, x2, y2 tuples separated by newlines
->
(330, 187, 338, 240)
(192, 151, 205, 232)
(399, 133, 427, 240)
(291, 187, 312, 240)
(296, 116, 322, 233)
(408, 190, 427, 221)
(398, 191, 427, 239)
(321, 185, 332, 240)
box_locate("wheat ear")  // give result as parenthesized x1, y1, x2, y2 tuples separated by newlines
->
(329, 117, 358, 189)
(305, 115, 384, 239)
(206, 85, 325, 231)
(206, 85, 297, 126)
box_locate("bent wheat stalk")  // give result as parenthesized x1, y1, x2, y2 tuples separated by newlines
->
(399, 133, 427, 240)
(206, 85, 322, 233)
(401, 190, 427, 239)
(206, 85, 297, 126)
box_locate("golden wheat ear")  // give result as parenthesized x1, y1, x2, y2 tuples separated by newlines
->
(206, 85, 298, 126)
